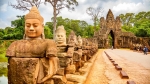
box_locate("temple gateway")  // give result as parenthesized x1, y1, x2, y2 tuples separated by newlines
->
(94, 9, 150, 50)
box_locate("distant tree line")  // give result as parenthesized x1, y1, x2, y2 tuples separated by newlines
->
(119, 11, 150, 37)
(0, 16, 99, 40)
(0, 11, 150, 40)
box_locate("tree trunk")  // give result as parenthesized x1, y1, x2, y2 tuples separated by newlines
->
(94, 18, 96, 31)
(53, 6, 57, 39)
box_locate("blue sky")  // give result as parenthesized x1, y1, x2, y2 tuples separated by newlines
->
(0, 0, 150, 29)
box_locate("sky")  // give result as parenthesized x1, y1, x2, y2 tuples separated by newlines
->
(0, 0, 150, 29)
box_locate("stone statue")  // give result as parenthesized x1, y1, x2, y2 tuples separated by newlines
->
(55, 25, 75, 74)
(6, 6, 58, 84)
(77, 35, 82, 46)
(68, 30, 78, 46)
(55, 25, 66, 45)
(74, 35, 83, 71)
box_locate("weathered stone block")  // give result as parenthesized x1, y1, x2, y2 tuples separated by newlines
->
(67, 47, 74, 58)
(57, 46, 68, 53)
(44, 79, 54, 84)
(113, 62, 118, 66)
(111, 60, 115, 62)
(52, 75, 67, 84)
(120, 71, 129, 79)
(66, 74, 86, 83)
(66, 81, 77, 84)
(66, 64, 76, 74)
(127, 81, 136, 84)
(115, 65, 122, 70)
(59, 57, 69, 67)
(8, 58, 39, 84)
(56, 68, 65, 76)
(78, 67, 86, 75)
(57, 53, 67, 57)
(73, 51, 80, 62)
(109, 58, 113, 60)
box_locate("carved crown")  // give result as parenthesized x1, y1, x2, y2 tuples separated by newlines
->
(25, 6, 44, 23)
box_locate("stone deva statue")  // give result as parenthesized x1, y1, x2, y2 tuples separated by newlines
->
(77, 35, 83, 46)
(68, 30, 78, 46)
(55, 25, 74, 69)
(55, 25, 66, 45)
(6, 6, 59, 84)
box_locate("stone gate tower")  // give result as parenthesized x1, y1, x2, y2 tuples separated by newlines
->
(94, 9, 136, 48)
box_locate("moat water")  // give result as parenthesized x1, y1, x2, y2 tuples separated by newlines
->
(0, 62, 8, 84)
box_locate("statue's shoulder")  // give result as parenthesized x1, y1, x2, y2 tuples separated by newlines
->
(44, 39, 56, 44)
(7, 40, 24, 48)
(44, 39, 55, 41)
(44, 39, 57, 57)
(6, 40, 25, 57)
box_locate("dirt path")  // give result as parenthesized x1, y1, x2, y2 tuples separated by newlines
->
(84, 49, 109, 84)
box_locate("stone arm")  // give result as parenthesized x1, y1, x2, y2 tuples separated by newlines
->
(46, 40, 57, 57)
(41, 40, 59, 83)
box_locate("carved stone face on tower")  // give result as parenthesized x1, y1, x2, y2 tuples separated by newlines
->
(25, 6, 44, 38)
(55, 25, 66, 45)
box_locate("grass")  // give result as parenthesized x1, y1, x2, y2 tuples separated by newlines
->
(0, 47, 8, 62)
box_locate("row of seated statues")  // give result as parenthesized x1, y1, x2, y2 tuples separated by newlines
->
(6, 6, 98, 84)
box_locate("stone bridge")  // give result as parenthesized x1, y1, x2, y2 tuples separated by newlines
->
(5, 7, 150, 84)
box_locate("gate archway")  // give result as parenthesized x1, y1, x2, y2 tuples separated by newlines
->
(94, 9, 136, 49)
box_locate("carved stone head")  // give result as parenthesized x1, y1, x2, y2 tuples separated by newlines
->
(68, 30, 77, 45)
(77, 35, 82, 46)
(55, 25, 66, 45)
(24, 6, 44, 39)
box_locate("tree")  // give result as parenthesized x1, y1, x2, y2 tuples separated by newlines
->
(11, 15, 25, 39)
(86, 7, 103, 30)
(45, 16, 94, 38)
(119, 13, 134, 26)
(9, 0, 78, 39)
(119, 11, 150, 37)
(44, 26, 53, 39)
(9, 0, 43, 11)
(0, 29, 4, 39)
(45, 0, 78, 39)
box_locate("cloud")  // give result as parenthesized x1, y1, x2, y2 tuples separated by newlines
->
(101, 0, 150, 19)
(0, 4, 7, 12)
(112, 2, 144, 15)
(38, 3, 53, 25)
(0, 19, 9, 28)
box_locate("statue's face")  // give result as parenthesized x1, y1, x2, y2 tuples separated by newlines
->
(55, 32, 66, 44)
(78, 38, 82, 45)
(25, 19, 43, 38)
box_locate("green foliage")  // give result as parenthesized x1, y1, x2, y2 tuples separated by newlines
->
(45, 16, 94, 38)
(119, 11, 150, 37)
(0, 67, 7, 77)
(0, 44, 7, 62)
(44, 26, 53, 39)
(0, 40, 14, 62)
(0, 15, 25, 40)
